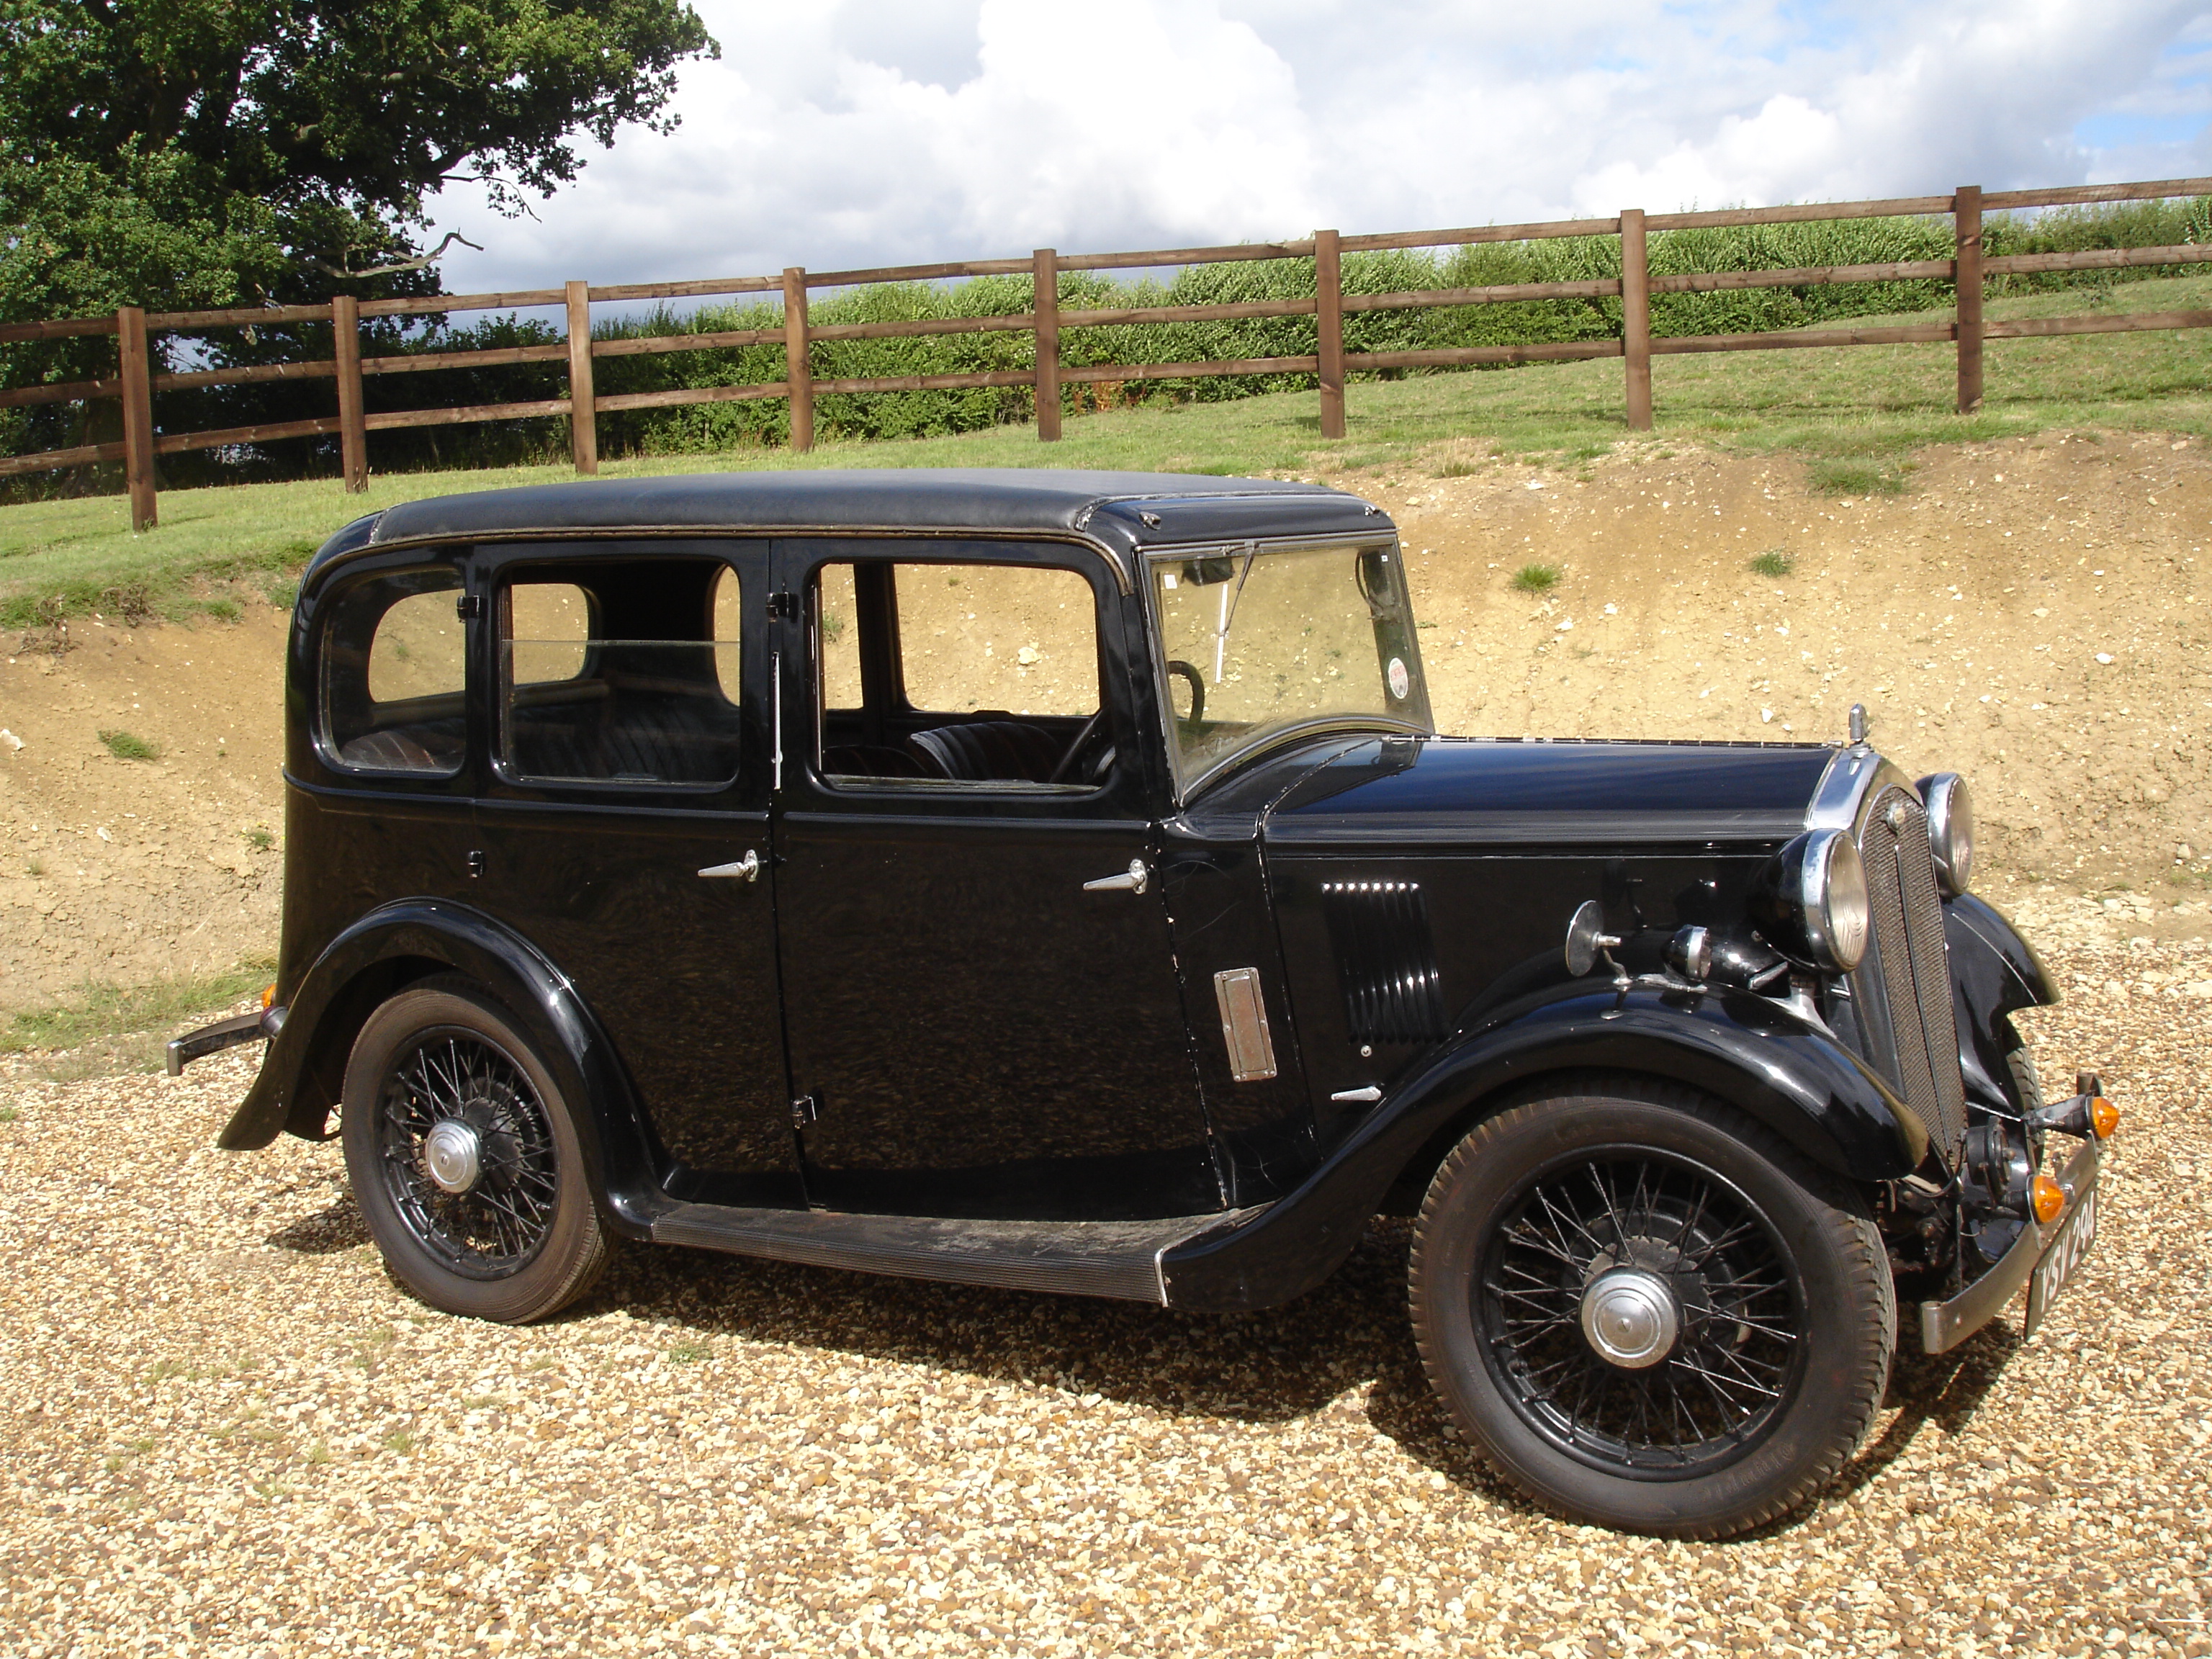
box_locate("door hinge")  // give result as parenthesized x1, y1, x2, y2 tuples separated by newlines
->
(455, 593, 484, 620)
(466, 849, 486, 879)
(766, 590, 799, 622)
(790, 1092, 819, 1129)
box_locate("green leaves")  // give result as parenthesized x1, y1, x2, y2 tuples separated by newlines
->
(0, 0, 717, 318)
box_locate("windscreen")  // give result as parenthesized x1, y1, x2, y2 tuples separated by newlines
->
(1149, 539, 1431, 792)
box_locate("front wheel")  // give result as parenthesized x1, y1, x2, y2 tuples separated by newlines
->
(341, 976, 608, 1323)
(1409, 1079, 1894, 1537)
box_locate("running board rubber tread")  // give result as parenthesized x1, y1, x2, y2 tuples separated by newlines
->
(650, 1204, 1265, 1303)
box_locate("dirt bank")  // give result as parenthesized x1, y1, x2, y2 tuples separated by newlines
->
(1, 428, 2206, 1014)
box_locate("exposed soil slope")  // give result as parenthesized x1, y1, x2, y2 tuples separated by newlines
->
(1, 428, 2206, 1014)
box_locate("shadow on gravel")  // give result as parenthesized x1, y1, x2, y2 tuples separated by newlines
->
(1830, 1322, 2018, 1498)
(569, 1206, 1542, 1512)
(575, 1211, 1458, 1434)
(267, 1196, 372, 1254)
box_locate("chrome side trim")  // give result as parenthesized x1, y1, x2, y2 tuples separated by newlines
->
(1213, 967, 1280, 1082)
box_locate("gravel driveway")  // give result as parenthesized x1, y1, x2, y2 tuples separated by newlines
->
(3, 940, 2207, 1659)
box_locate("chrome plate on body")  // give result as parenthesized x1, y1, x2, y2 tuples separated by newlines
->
(2023, 1185, 2098, 1339)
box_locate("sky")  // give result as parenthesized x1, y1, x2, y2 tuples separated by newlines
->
(423, 0, 2212, 297)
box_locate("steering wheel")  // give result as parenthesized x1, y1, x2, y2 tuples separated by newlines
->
(1166, 659, 1205, 724)
(1048, 708, 1112, 785)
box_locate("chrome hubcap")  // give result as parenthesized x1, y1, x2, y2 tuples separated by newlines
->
(1579, 1267, 1678, 1369)
(423, 1118, 485, 1195)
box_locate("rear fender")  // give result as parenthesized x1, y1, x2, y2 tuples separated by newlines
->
(1161, 980, 1925, 1313)
(217, 899, 662, 1237)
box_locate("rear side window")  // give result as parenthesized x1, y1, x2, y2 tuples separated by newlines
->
(323, 568, 465, 775)
(500, 559, 743, 788)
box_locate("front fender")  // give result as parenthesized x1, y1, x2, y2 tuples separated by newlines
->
(1162, 980, 1924, 1313)
(217, 899, 663, 1236)
(1946, 891, 2060, 1116)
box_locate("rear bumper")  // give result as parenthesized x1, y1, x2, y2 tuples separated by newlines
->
(166, 1006, 284, 1076)
(1919, 1134, 2100, 1354)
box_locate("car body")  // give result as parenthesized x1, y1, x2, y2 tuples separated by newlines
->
(176, 468, 2112, 1537)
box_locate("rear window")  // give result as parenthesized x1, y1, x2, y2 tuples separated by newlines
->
(322, 567, 466, 775)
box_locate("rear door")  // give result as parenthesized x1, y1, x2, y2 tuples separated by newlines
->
(469, 541, 799, 1208)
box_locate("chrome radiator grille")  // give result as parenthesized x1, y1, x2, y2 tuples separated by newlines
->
(1853, 786, 1968, 1157)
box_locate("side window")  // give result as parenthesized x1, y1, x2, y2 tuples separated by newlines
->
(896, 564, 1097, 717)
(500, 559, 742, 788)
(811, 559, 1105, 791)
(323, 567, 465, 775)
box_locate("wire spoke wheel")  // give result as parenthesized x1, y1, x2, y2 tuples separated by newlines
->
(373, 1027, 560, 1280)
(1477, 1147, 1807, 1479)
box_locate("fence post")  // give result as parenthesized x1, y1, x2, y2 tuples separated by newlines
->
(332, 295, 367, 492)
(783, 267, 814, 454)
(117, 305, 157, 532)
(1033, 248, 1062, 442)
(1316, 228, 1346, 440)
(1954, 185, 1984, 414)
(1619, 209, 1653, 431)
(565, 279, 598, 474)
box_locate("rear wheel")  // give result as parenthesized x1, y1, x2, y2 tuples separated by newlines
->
(1409, 1079, 1893, 1537)
(341, 976, 607, 1323)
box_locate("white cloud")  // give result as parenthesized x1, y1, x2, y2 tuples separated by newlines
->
(423, 0, 2212, 296)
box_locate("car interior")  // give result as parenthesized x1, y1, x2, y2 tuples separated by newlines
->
(811, 559, 1112, 791)
(323, 567, 469, 775)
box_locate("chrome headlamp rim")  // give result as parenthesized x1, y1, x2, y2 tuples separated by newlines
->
(1754, 828, 1871, 974)
(1917, 771, 1974, 896)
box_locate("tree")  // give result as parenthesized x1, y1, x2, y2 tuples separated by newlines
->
(0, 0, 717, 325)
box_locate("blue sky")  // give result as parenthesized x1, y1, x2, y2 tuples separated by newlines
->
(423, 0, 2212, 296)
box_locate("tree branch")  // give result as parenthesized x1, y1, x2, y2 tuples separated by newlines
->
(305, 230, 484, 279)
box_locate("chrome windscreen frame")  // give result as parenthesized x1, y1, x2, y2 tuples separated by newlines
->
(1134, 531, 1434, 805)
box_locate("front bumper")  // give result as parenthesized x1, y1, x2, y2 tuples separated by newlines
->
(1918, 1133, 2101, 1354)
(166, 1004, 285, 1076)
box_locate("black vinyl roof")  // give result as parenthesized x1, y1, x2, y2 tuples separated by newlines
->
(310, 468, 1389, 585)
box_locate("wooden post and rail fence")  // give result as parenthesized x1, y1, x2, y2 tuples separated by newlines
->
(5, 176, 2211, 532)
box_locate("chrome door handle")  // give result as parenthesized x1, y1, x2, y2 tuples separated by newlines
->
(698, 851, 760, 882)
(1082, 857, 1149, 895)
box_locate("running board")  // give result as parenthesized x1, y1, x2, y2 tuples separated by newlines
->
(649, 1202, 1266, 1304)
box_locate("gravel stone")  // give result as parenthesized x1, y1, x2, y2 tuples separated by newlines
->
(2, 941, 2207, 1657)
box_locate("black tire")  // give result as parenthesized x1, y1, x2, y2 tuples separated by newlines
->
(1408, 1076, 1894, 1538)
(341, 975, 608, 1323)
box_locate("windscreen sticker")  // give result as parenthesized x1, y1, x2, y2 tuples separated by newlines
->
(1388, 657, 1410, 701)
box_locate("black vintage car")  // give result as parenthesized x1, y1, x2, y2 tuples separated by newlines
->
(174, 469, 2113, 1537)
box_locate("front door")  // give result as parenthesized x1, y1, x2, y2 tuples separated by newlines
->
(470, 543, 799, 1209)
(770, 539, 1218, 1221)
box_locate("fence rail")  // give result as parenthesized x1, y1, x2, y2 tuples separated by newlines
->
(6, 176, 2212, 529)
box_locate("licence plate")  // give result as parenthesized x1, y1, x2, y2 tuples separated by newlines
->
(2023, 1186, 2097, 1339)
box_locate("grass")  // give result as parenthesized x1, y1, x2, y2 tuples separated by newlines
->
(1807, 459, 1912, 496)
(1510, 563, 1563, 593)
(1748, 549, 1795, 578)
(6, 271, 2212, 628)
(97, 727, 160, 760)
(3, 956, 276, 1058)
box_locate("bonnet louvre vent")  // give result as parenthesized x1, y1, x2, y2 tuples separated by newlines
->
(1321, 880, 1447, 1045)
